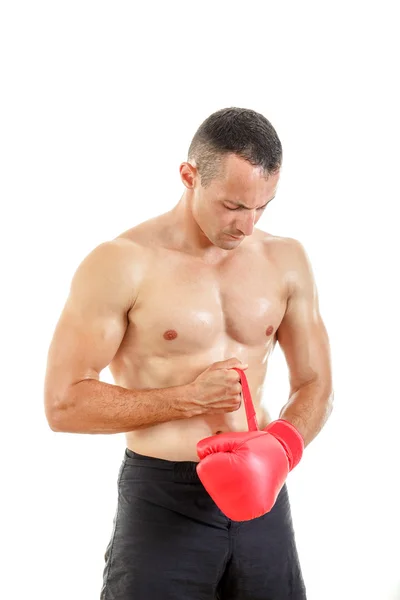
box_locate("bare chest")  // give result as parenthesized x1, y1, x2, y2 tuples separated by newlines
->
(125, 245, 288, 359)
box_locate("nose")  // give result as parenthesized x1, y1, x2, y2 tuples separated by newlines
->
(236, 211, 256, 236)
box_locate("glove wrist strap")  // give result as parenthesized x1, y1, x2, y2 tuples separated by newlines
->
(231, 368, 259, 431)
(264, 419, 304, 470)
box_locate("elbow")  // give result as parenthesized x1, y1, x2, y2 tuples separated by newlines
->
(48, 420, 62, 433)
(326, 388, 335, 419)
(45, 403, 66, 432)
(44, 390, 73, 432)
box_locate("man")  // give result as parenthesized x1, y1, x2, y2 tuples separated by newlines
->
(44, 107, 333, 599)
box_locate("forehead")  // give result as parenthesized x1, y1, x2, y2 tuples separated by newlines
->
(213, 154, 280, 200)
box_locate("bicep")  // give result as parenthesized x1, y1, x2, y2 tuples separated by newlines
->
(276, 240, 332, 392)
(44, 240, 137, 410)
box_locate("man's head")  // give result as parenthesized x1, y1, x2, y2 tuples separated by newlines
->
(179, 107, 282, 250)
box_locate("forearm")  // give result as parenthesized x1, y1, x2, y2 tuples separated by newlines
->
(48, 378, 199, 434)
(278, 380, 334, 447)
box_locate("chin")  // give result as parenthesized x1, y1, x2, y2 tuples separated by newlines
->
(210, 233, 240, 250)
(220, 239, 238, 250)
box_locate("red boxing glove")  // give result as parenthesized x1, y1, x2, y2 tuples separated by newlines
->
(264, 419, 304, 471)
(196, 369, 304, 521)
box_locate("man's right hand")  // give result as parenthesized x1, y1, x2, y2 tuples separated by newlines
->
(188, 358, 248, 415)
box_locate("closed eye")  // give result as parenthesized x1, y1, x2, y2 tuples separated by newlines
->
(225, 205, 267, 211)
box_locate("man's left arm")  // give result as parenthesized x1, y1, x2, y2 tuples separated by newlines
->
(194, 240, 333, 518)
(275, 238, 334, 448)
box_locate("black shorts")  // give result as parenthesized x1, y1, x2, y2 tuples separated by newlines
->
(100, 449, 307, 599)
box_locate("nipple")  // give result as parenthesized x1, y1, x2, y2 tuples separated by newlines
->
(265, 326, 274, 336)
(163, 329, 178, 341)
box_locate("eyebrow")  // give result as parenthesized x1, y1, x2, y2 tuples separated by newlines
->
(226, 196, 276, 209)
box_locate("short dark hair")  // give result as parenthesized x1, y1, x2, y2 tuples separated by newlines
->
(187, 107, 282, 188)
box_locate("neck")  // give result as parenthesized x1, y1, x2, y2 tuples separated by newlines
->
(168, 192, 230, 261)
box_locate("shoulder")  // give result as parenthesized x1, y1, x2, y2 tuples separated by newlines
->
(257, 232, 314, 295)
(79, 237, 146, 273)
(70, 237, 149, 309)
(256, 230, 307, 263)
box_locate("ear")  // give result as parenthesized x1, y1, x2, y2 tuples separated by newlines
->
(180, 161, 198, 188)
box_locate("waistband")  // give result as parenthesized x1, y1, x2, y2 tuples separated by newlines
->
(123, 448, 201, 483)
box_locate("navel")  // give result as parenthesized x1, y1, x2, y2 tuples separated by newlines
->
(163, 329, 178, 341)
(265, 325, 274, 336)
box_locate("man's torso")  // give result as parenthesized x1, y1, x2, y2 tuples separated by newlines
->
(109, 213, 294, 461)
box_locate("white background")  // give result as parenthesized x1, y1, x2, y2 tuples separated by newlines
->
(1, 1, 399, 598)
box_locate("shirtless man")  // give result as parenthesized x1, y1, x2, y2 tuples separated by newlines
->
(44, 107, 333, 599)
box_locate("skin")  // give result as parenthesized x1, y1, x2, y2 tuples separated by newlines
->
(44, 153, 333, 461)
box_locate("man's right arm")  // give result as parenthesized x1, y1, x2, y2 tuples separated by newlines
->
(44, 239, 200, 434)
(49, 378, 199, 434)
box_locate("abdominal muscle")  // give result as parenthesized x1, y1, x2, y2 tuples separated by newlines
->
(126, 407, 271, 462)
(113, 362, 272, 462)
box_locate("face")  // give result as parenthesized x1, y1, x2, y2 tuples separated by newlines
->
(182, 153, 280, 249)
